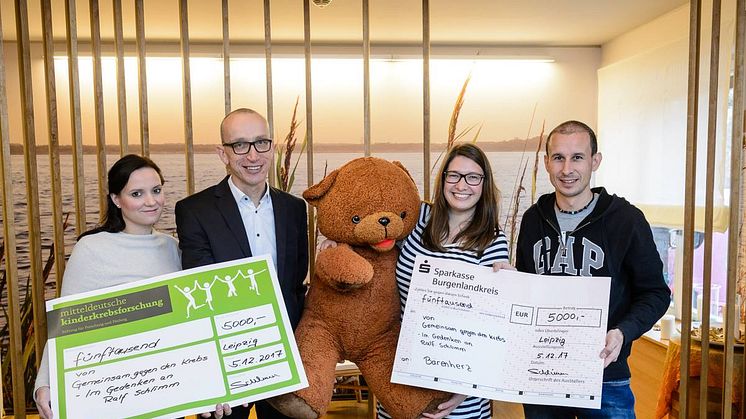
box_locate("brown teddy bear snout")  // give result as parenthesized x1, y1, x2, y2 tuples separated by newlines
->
(353, 211, 404, 252)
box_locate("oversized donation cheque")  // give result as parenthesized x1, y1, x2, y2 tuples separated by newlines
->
(392, 255, 611, 409)
(45, 256, 307, 419)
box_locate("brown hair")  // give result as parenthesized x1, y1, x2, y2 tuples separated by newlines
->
(422, 143, 501, 255)
(546, 120, 598, 155)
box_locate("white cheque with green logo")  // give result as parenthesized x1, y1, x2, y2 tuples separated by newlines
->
(46, 256, 307, 419)
(392, 255, 611, 409)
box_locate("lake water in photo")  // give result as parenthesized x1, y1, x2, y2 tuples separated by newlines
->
(0, 151, 552, 302)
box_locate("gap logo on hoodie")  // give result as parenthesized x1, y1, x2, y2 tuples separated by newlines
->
(532, 234, 605, 276)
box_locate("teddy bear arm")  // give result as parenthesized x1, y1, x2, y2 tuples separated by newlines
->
(315, 244, 374, 286)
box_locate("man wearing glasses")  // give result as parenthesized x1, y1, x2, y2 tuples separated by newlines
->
(175, 108, 308, 419)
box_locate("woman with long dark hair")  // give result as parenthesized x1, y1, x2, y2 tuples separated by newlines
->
(34, 154, 181, 419)
(376, 143, 509, 419)
(321, 144, 510, 418)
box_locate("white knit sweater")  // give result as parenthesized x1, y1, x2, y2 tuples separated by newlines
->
(34, 230, 181, 395)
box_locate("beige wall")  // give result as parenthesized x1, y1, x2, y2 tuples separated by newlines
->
(2, 42, 600, 147)
(601, 4, 689, 68)
(596, 4, 690, 214)
(597, 0, 734, 232)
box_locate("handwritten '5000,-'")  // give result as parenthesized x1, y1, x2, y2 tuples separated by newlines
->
(536, 308, 602, 328)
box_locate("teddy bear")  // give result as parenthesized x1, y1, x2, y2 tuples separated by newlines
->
(269, 157, 450, 419)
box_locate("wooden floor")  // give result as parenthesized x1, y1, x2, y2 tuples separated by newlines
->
(492, 401, 525, 418)
(317, 399, 523, 419)
(321, 400, 371, 418)
(189, 399, 525, 418)
(23, 400, 524, 418)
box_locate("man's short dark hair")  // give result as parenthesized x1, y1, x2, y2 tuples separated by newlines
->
(546, 120, 598, 155)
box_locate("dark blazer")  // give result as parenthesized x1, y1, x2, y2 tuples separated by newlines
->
(175, 176, 308, 329)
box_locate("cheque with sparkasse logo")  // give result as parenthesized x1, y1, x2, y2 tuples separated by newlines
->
(392, 255, 611, 409)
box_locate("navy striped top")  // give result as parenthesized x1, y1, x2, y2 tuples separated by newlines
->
(379, 202, 509, 419)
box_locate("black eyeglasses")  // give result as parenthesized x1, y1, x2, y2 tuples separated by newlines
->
(443, 171, 485, 186)
(222, 139, 273, 155)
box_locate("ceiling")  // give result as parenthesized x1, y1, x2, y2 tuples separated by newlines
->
(1, 0, 688, 46)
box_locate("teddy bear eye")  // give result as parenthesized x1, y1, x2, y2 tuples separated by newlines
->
(351, 215, 361, 224)
(400, 211, 407, 219)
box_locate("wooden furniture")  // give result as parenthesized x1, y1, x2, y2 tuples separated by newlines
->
(655, 335, 743, 418)
(333, 361, 376, 419)
(670, 378, 739, 418)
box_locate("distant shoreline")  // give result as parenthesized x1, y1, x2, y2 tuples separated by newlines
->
(8, 136, 542, 155)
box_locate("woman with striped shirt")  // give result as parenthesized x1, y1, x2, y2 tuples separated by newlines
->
(323, 144, 509, 418)
(378, 143, 510, 419)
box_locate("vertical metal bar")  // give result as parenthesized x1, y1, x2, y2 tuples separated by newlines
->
(90, 0, 107, 216)
(303, 0, 315, 274)
(263, 0, 276, 186)
(699, 1, 722, 416)
(179, 0, 195, 195)
(40, 0, 62, 341)
(2, 6, 28, 417)
(222, 0, 231, 116)
(113, 0, 128, 156)
(16, 0, 44, 379)
(422, 0, 431, 200)
(726, 0, 745, 415)
(681, 1, 702, 416)
(135, 0, 150, 157)
(65, 0, 87, 235)
(362, 0, 370, 157)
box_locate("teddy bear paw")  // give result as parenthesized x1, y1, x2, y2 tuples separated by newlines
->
(267, 393, 320, 419)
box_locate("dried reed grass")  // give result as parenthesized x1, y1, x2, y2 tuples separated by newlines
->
(1, 213, 70, 412)
(275, 97, 307, 192)
(432, 72, 482, 173)
(531, 122, 546, 203)
(503, 105, 544, 263)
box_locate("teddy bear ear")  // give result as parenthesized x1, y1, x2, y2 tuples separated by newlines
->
(393, 161, 416, 185)
(302, 169, 339, 205)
